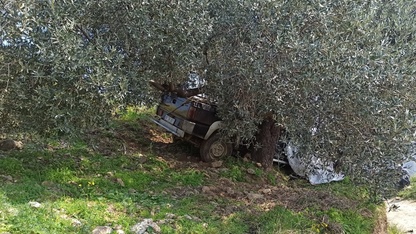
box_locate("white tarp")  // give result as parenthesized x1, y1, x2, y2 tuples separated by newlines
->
(401, 143, 416, 185)
(280, 140, 416, 185)
(286, 143, 345, 185)
(403, 161, 416, 177)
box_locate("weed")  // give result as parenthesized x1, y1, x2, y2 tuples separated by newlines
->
(266, 171, 280, 185)
(255, 206, 314, 233)
(220, 165, 245, 182)
(0, 107, 384, 234)
(398, 177, 416, 200)
(170, 169, 204, 186)
(219, 157, 260, 182)
(308, 208, 374, 234)
(118, 106, 155, 121)
(387, 224, 405, 234)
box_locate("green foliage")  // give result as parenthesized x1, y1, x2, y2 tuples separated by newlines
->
(255, 206, 313, 233)
(321, 208, 373, 234)
(206, 0, 416, 198)
(2, 0, 416, 198)
(220, 164, 245, 182)
(1, 1, 117, 135)
(0, 146, 305, 234)
(0, 111, 384, 234)
(118, 106, 155, 122)
(307, 176, 370, 201)
(388, 225, 405, 234)
(219, 158, 263, 182)
(300, 207, 375, 234)
(1, 0, 212, 135)
(171, 169, 205, 186)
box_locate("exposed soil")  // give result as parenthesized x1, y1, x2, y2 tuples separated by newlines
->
(386, 198, 416, 233)
(86, 119, 384, 233)
(373, 206, 388, 234)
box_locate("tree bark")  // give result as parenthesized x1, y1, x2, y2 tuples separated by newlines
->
(252, 116, 281, 169)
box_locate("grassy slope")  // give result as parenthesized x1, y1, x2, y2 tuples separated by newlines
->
(398, 177, 416, 200)
(0, 107, 386, 234)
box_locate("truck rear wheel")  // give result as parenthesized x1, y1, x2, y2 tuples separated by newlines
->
(200, 133, 232, 162)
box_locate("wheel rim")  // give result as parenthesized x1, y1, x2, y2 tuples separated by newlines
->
(210, 141, 226, 158)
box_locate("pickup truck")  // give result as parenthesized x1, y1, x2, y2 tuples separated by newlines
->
(149, 80, 232, 162)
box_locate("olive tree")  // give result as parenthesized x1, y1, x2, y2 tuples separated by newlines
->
(205, 0, 416, 197)
(2, 0, 415, 198)
(1, 0, 212, 135)
(1, 0, 128, 134)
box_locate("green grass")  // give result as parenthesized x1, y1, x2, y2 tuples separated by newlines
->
(388, 225, 405, 234)
(0, 107, 384, 233)
(0, 149, 206, 233)
(117, 106, 155, 122)
(218, 157, 264, 182)
(312, 208, 374, 233)
(254, 206, 313, 233)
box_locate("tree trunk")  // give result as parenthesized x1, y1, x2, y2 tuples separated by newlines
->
(252, 116, 281, 169)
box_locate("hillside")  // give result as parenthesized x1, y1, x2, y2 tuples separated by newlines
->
(0, 108, 388, 233)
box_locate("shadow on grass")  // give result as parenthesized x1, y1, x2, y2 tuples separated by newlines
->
(0, 108, 379, 233)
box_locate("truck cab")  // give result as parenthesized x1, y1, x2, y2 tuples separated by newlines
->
(150, 80, 232, 162)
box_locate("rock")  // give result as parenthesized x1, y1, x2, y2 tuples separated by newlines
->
(165, 213, 176, 219)
(115, 230, 125, 234)
(247, 168, 256, 175)
(0, 175, 13, 182)
(211, 160, 223, 168)
(218, 168, 229, 173)
(41, 181, 55, 187)
(184, 189, 196, 196)
(259, 188, 272, 194)
(247, 193, 264, 200)
(92, 226, 112, 234)
(157, 219, 170, 225)
(7, 208, 18, 216)
(131, 219, 161, 234)
(128, 188, 137, 194)
(0, 139, 23, 151)
(149, 222, 161, 233)
(71, 218, 82, 227)
(192, 216, 202, 222)
(225, 187, 234, 195)
(224, 206, 236, 214)
(201, 186, 211, 193)
(14, 141, 24, 149)
(243, 153, 251, 160)
(116, 178, 125, 187)
(28, 201, 42, 208)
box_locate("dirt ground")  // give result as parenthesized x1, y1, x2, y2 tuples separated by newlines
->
(87, 120, 389, 233)
(386, 197, 416, 233)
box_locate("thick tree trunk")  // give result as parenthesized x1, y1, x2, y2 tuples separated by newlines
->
(252, 116, 281, 169)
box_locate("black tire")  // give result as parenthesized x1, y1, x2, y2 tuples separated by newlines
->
(200, 133, 232, 162)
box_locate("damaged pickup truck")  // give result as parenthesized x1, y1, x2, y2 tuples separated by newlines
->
(149, 76, 232, 162)
(149, 74, 345, 185)
(149, 74, 416, 187)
